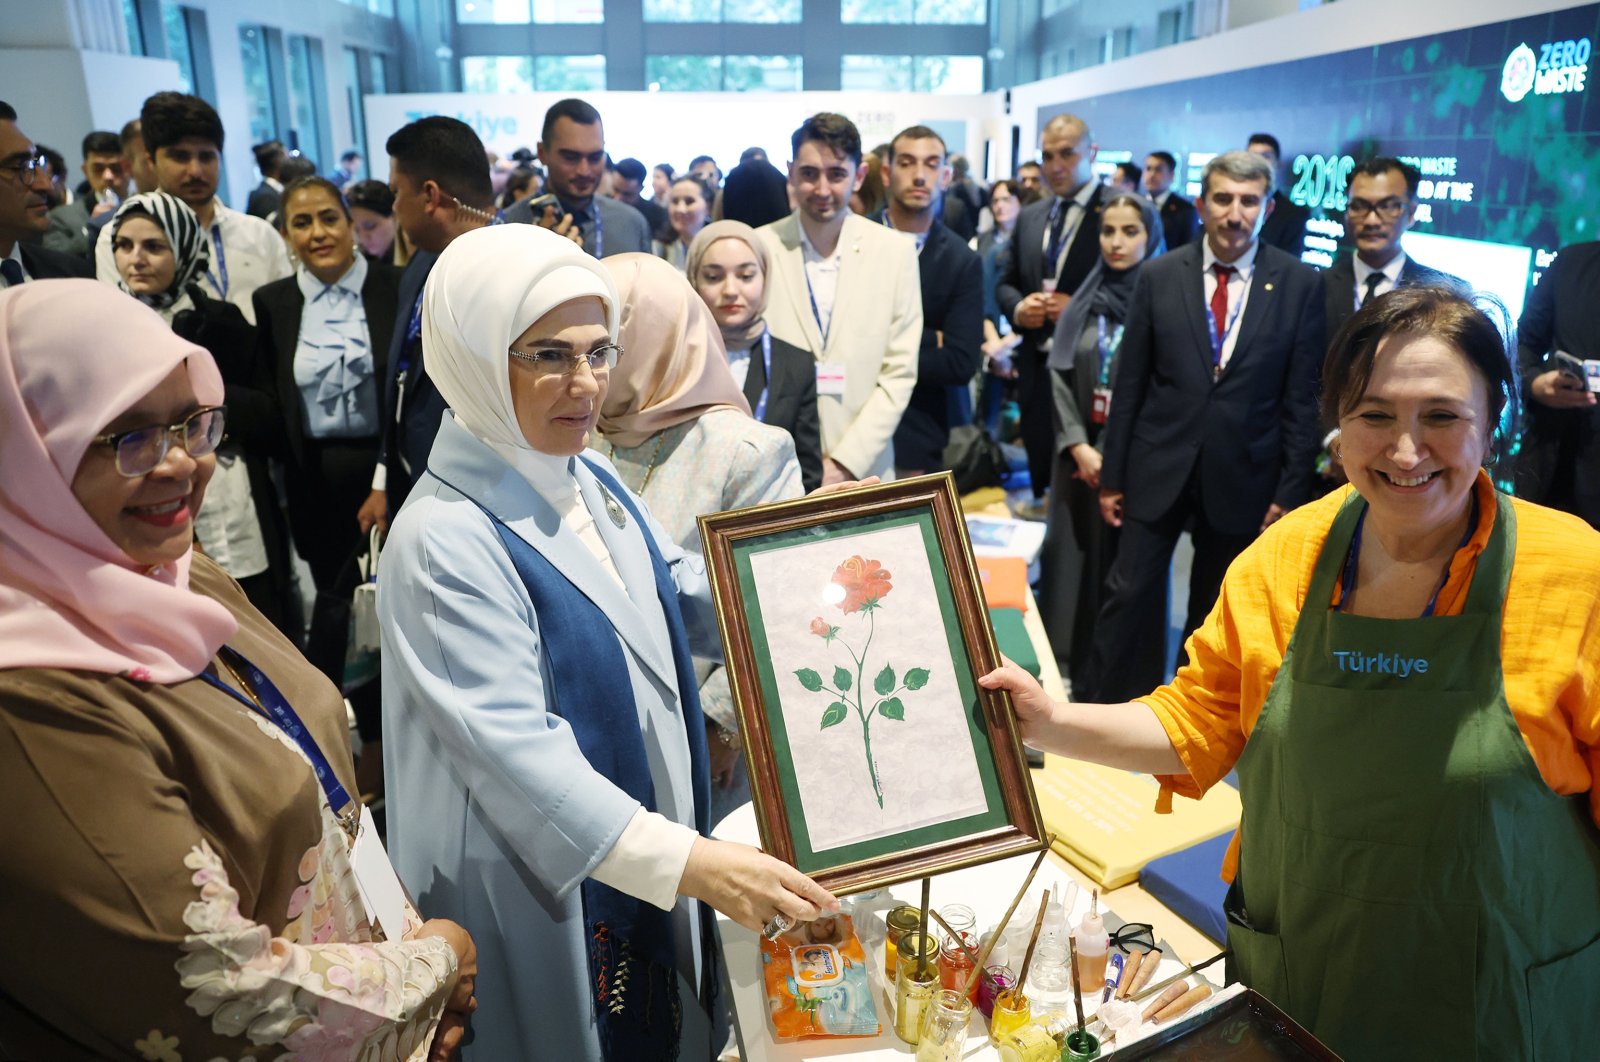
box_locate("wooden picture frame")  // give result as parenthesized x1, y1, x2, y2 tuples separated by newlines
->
(698, 472, 1046, 895)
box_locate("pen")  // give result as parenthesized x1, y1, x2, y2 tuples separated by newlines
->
(1102, 950, 1125, 1003)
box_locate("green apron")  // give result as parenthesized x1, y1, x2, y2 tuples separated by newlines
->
(1226, 491, 1600, 1060)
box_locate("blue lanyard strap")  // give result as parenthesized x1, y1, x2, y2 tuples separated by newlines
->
(803, 266, 830, 344)
(203, 223, 229, 300)
(199, 647, 359, 835)
(752, 329, 773, 422)
(1203, 271, 1247, 365)
(1337, 495, 1479, 618)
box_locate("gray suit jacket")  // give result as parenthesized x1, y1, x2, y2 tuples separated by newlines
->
(502, 193, 651, 257)
(43, 199, 93, 257)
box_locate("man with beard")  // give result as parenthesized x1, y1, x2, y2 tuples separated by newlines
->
(95, 92, 290, 325)
(1087, 149, 1325, 702)
(879, 125, 983, 477)
(503, 98, 650, 257)
(758, 112, 921, 483)
(0, 102, 93, 284)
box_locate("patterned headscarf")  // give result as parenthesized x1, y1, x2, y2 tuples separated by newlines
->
(109, 192, 211, 311)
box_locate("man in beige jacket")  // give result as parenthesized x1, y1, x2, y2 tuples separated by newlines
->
(760, 113, 921, 484)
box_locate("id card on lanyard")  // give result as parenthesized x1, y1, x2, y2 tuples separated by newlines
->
(1092, 314, 1124, 425)
(200, 647, 410, 940)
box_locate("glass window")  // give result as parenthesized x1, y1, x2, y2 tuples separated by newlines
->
(368, 52, 390, 94)
(724, 54, 801, 90)
(843, 0, 982, 22)
(238, 25, 278, 146)
(914, 54, 983, 93)
(162, 3, 195, 93)
(461, 56, 534, 93)
(344, 47, 366, 156)
(646, 55, 723, 91)
(286, 35, 324, 158)
(457, 0, 600, 21)
(122, 0, 146, 54)
(644, 0, 796, 19)
(534, 54, 606, 90)
(647, 54, 800, 91)
(457, 0, 529, 23)
(842, 54, 912, 91)
(914, 0, 983, 21)
(462, 55, 605, 91)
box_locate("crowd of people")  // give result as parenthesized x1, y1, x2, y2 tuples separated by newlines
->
(1, 82, 1598, 1061)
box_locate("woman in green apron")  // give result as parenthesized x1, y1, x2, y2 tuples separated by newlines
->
(981, 286, 1600, 1059)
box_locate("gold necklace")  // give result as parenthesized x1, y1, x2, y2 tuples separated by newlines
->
(605, 433, 667, 494)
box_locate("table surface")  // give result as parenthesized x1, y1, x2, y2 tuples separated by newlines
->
(713, 802, 1226, 1061)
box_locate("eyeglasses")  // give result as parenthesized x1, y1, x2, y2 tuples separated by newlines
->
(1110, 922, 1155, 953)
(91, 406, 227, 477)
(1346, 197, 1408, 220)
(0, 151, 48, 187)
(508, 343, 623, 377)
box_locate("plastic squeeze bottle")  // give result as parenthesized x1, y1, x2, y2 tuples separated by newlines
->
(1071, 892, 1109, 993)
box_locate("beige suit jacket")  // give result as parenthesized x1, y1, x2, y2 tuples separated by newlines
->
(757, 211, 921, 480)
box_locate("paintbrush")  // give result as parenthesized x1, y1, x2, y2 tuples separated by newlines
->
(1127, 949, 1229, 1004)
(956, 834, 1057, 998)
(916, 877, 932, 980)
(1068, 928, 1088, 1036)
(1008, 890, 1051, 1006)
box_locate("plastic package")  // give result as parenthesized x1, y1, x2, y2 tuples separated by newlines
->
(760, 913, 880, 1041)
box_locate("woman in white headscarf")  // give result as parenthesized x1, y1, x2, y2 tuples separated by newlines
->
(378, 224, 839, 1062)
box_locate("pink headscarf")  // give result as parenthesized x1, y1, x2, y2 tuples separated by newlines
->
(0, 280, 236, 682)
(598, 252, 751, 449)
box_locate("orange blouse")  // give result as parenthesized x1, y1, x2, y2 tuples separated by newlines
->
(1142, 472, 1600, 881)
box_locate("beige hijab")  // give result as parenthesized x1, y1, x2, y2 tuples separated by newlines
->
(684, 220, 771, 351)
(598, 252, 751, 449)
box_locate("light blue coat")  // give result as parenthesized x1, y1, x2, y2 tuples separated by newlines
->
(379, 414, 722, 1060)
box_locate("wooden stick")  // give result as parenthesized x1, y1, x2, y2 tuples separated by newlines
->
(1128, 950, 1227, 1004)
(1125, 946, 1163, 997)
(1013, 890, 1052, 997)
(1116, 948, 1146, 1000)
(1152, 983, 1213, 1023)
(926, 909, 978, 961)
(1067, 929, 1087, 1036)
(916, 877, 932, 980)
(1140, 981, 1189, 1023)
(956, 833, 1057, 998)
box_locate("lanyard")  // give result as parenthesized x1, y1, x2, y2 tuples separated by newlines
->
(199, 646, 359, 836)
(1337, 496, 1478, 618)
(404, 286, 424, 350)
(803, 265, 830, 344)
(591, 213, 603, 259)
(204, 223, 229, 300)
(751, 329, 773, 421)
(1204, 269, 1248, 366)
(1095, 313, 1124, 388)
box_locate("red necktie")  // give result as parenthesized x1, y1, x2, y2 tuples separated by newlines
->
(1210, 263, 1235, 359)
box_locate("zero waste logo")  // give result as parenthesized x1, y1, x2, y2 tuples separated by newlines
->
(1502, 43, 1537, 103)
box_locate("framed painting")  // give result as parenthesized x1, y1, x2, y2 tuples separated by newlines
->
(698, 473, 1046, 895)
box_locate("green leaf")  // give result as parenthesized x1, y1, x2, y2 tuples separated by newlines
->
(833, 666, 853, 691)
(795, 668, 823, 692)
(904, 667, 931, 690)
(874, 663, 896, 695)
(879, 697, 905, 720)
(820, 702, 848, 729)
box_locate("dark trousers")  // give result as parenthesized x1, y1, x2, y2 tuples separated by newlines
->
(1084, 467, 1256, 703)
(1017, 346, 1055, 498)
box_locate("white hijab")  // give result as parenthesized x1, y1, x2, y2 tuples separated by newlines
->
(422, 223, 620, 459)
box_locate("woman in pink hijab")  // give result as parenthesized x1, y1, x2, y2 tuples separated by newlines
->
(0, 279, 475, 1061)
(596, 252, 803, 826)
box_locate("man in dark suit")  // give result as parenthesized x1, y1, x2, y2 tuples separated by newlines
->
(1088, 150, 1326, 701)
(43, 130, 126, 257)
(246, 141, 285, 220)
(1322, 157, 1463, 341)
(1248, 133, 1310, 258)
(0, 102, 93, 287)
(1143, 150, 1199, 250)
(880, 126, 985, 477)
(610, 156, 669, 240)
(363, 117, 500, 529)
(1513, 241, 1600, 528)
(997, 112, 1106, 504)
